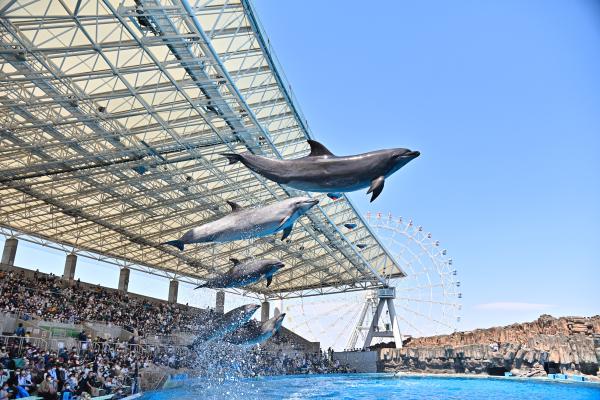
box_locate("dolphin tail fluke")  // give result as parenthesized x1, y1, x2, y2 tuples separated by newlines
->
(163, 240, 184, 251)
(221, 153, 242, 165)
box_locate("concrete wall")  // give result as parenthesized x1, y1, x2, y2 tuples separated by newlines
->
(263, 327, 320, 356)
(0, 312, 18, 334)
(83, 321, 131, 341)
(333, 351, 379, 373)
(143, 332, 195, 347)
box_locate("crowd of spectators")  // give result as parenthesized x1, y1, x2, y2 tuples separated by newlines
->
(0, 266, 350, 399)
(0, 336, 145, 400)
(0, 270, 203, 336)
(189, 343, 351, 379)
(242, 348, 353, 376)
(0, 332, 197, 399)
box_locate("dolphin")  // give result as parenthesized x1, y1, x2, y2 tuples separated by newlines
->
(194, 258, 285, 289)
(162, 196, 319, 251)
(222, 140, 420, 202)
(190, 303, 260, 346)
(224, 313, 286, 347)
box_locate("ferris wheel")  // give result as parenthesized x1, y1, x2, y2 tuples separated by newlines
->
(283, 212, 462, 350)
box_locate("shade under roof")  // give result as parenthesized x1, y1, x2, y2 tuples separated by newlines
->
(0, 0, 405, 298)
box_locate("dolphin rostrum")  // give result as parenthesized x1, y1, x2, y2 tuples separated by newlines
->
(224, 313, 286, 347)
(222, 140, 420, 202)
(190, 303, 260, 346)
(163, 196, 319, 251)
(195, 258, 285, 289)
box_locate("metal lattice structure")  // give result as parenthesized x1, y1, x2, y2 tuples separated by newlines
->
(347, 212, 461, 348)
(283, 213, 461, 350)
(0, 0, 405, 299)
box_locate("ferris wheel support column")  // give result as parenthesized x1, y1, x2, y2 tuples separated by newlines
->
(362, 287, 403, 350)
(346, 295, 372, 350)
(386, 296, 404, 349)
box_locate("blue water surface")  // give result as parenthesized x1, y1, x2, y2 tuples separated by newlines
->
(140, 373, 600, 400)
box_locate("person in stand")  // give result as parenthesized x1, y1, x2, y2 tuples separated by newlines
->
(13, 370, 30, 399)
(60, 383, 73, 400)
(0, 383, 10, 400)
(16, 369, 32, 393)
(15, 324, 25, 338)
(78, 331, 88, 343)
(12, 381, 29, 399)
(0, 371, 9, 387)
(76, 373, 90, 396)
(38, 375, 58, 400)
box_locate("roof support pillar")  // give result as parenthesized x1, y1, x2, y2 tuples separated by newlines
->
(63, 253, 77, 283)
(261, 300, 270, 323)
(168, 279, 179, 304)
(215, 290, 225, 314)
(1, 237, 18, 266)
(118, 267, 130, 293)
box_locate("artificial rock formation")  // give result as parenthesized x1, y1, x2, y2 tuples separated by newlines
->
(379, 315, 600, 378)
(407, 315, 600, 347)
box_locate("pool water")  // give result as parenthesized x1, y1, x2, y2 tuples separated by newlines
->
(140, 373, 600, 400)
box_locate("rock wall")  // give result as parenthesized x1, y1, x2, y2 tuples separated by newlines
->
(406, 314, 600, 347)
(379, 315, 600, 378)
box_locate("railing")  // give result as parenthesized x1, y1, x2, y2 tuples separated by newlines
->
(0, 334, 48, 352)
(0, 334, 190, 360)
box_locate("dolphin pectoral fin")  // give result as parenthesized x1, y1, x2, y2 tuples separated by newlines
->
(306, 140, 335, 157)
(226, 200, 244, 212)
(266, 276, 273, 287)
(367, 176, 385, 202)
(281, 225, 293, 241)
(163, 240, 184, 251)
(278, 214, 292, 229)
(221, 153, 242, 165)
(230, 258, 241, 266)
(194, 282, 208, 290)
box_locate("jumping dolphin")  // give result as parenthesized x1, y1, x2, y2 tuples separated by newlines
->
(190, 303, 260, 346)
(224, 313, 286, 347)
(162, 196, 319, 251)
(194, 258, 285, 289)
(222, 140, 420, 202)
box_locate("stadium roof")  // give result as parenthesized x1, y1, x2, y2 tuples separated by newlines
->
(0, 0, 405, 298)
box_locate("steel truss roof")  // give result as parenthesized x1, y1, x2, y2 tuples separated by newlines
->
(0, 0, 404, 299)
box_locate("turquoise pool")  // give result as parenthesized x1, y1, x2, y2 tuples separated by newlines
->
(140, 373, 600, 400)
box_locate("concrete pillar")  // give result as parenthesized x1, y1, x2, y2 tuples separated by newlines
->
(215, 290, 225, 314)
(63, 253, 77, 281)
(261, 300, 270, 323)
(1, 237, 18, 266)
(118, 268, 130, 292)
(168, 280, 179, 304)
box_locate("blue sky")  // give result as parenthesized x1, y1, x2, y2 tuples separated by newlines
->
(2, 0, 599, 348)
(250, 0, 600, 328)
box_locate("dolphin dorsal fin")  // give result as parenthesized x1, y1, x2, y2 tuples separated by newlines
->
(307, 140, 334, 157)
(229, 258, 241, 266)
(226, 200, 243, 212)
